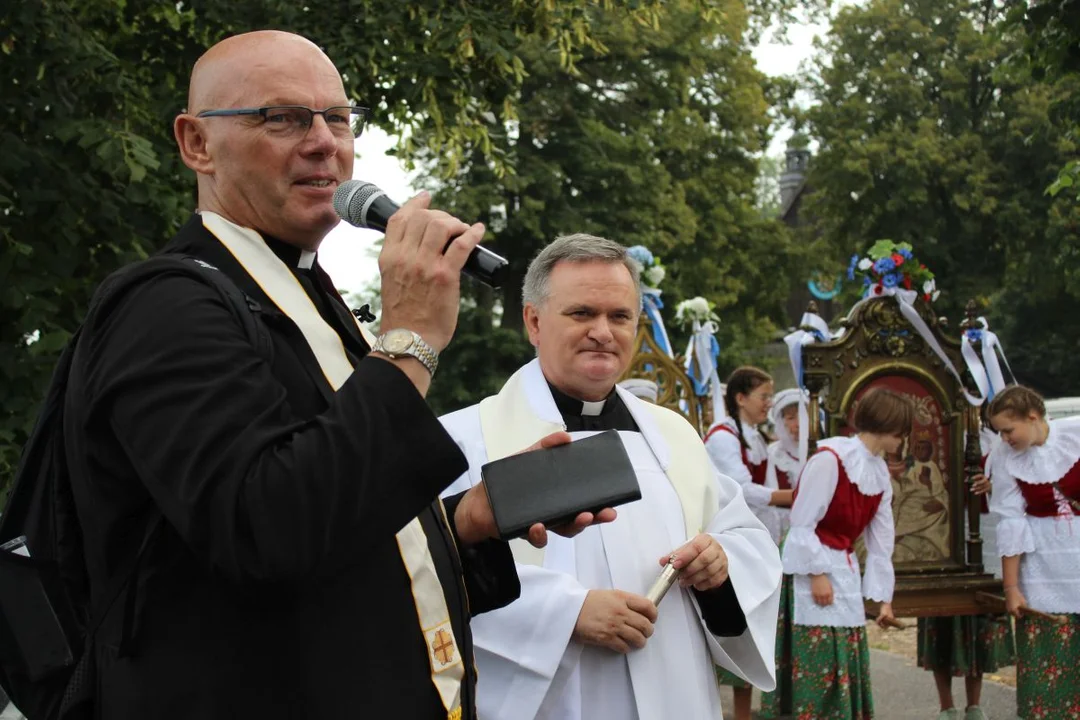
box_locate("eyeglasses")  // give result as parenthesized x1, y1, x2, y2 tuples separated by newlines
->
(195, 105, 369, 139)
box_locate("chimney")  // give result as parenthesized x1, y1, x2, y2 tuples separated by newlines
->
(779, 136, 811, 210)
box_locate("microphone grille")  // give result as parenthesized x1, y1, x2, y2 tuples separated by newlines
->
(333, 180, 383, 227)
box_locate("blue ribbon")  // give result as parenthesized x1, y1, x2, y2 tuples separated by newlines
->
(641, 291, 672, 356)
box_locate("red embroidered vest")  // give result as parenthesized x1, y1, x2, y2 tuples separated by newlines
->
(1016, 457, 1080, 518)
(705, 424, 767, 485)
(794, 447, 883, 552)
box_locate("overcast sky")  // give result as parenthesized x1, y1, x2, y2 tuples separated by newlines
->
(318, 13, 834, 295)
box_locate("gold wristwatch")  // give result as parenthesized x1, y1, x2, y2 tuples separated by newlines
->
(371, 328, 439, 377)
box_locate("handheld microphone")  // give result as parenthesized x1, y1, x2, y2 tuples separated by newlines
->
(333, 180, 509, 289)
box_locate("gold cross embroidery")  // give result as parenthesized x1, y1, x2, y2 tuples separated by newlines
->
(432, 629, 455, 666)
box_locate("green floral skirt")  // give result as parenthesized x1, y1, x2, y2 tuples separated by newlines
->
(1016, 613, 1080, 720)
(916, 614, 1015, 676)
(784, 624, 873, 720)
(759, 573, 795, 718)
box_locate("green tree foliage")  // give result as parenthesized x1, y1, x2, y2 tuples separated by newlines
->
(0, 0, 735, 500)
(420, 0, 809, 414)
(1009, 0, 1080, 199)
(792, 0, 1080, 394)
(1, 1, 202, 495)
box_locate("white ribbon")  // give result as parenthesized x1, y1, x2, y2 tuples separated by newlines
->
(961, 317, 1015, 400)
(683, 319, 724, 421)
(858, 286, 985, 406)
(782, 312, 832, 464)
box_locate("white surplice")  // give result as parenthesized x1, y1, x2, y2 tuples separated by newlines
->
(439, 360, 782, 720)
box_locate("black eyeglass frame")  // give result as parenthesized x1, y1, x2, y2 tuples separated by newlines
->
(194, 105, 369, 138)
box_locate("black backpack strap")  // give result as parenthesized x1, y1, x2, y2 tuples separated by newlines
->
(94, 254, 273, 362)
(55, 255, 272, 715)
(170, 255, 274, 361)
(72, 253, 272, 634)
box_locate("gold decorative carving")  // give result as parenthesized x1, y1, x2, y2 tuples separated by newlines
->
(619, 314, 711, 435)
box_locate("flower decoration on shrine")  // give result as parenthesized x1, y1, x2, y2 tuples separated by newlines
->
(848, 240, 939, 303)
(626, 245, 666, 289)
(674, 296, 720, 329)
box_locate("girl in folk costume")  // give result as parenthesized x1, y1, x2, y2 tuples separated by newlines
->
(987, 385, 1080, 719)
(916, 406, 1014, 720)
(704, 366, 794, 720)
(759, 389, 808, 719)
(782, 387, 909, 720)
(765, 389, 807, 541)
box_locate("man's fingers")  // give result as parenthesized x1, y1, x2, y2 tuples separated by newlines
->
(688, 558, 729, 590)
(622, 593, 659, 623)
(550, 512, 595, 539)
(417, 213, 472, 259)
(526, 523, 549, 548)
(617, 625, 648, 650)
(441, 222, 485, 271)
(624, 609, 655, 639)
(593, 507, 617, 524)
(671, 534, 711, 570)
(679, 550, 716, 583)
(400, 190, 432, 211)
(517, 431, 572, 455)
(383, 191, 431, 245)
(539, 431, 573, 449)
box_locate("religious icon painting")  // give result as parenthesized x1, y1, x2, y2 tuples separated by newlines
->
(844, 375, 954, 566)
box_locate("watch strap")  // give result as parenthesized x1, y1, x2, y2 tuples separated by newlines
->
(373, 330, 439, 377)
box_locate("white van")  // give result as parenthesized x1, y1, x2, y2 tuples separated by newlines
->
(1046, 397, 1080, 420)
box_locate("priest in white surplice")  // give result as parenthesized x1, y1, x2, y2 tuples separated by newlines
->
(440, 234, 782, 720)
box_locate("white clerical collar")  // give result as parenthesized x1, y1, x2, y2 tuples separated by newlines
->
(581, 399, 606, 416)
(298, 250, 316, 269)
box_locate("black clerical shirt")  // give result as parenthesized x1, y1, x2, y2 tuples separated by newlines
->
(547, 382, 748, 637)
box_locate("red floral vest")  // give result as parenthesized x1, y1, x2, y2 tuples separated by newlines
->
(794, 447, 884, 552)
(1016, 457, 1080, 518)
(706, 424, 767, 485)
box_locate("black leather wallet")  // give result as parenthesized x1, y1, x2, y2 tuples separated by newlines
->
(480, 429, 642, 540)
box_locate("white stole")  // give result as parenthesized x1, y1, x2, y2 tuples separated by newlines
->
(201, 211, 464, 720)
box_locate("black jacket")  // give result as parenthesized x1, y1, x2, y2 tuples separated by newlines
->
(63, 215, 519, 719)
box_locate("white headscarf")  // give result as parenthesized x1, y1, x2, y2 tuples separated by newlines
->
(769, 388, 803, 459)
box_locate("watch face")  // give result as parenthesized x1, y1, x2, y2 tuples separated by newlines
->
(382, 328, 415, 354)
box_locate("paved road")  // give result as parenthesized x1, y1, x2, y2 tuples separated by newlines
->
(1, 654, 1018, 720)
(721, 649, 1017, 719)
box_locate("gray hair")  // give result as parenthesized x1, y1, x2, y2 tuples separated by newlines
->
(522, 233, 643, 308)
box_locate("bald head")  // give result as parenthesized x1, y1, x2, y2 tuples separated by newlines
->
(174, 30, 355, 250)
(187, 31, 342, 113)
